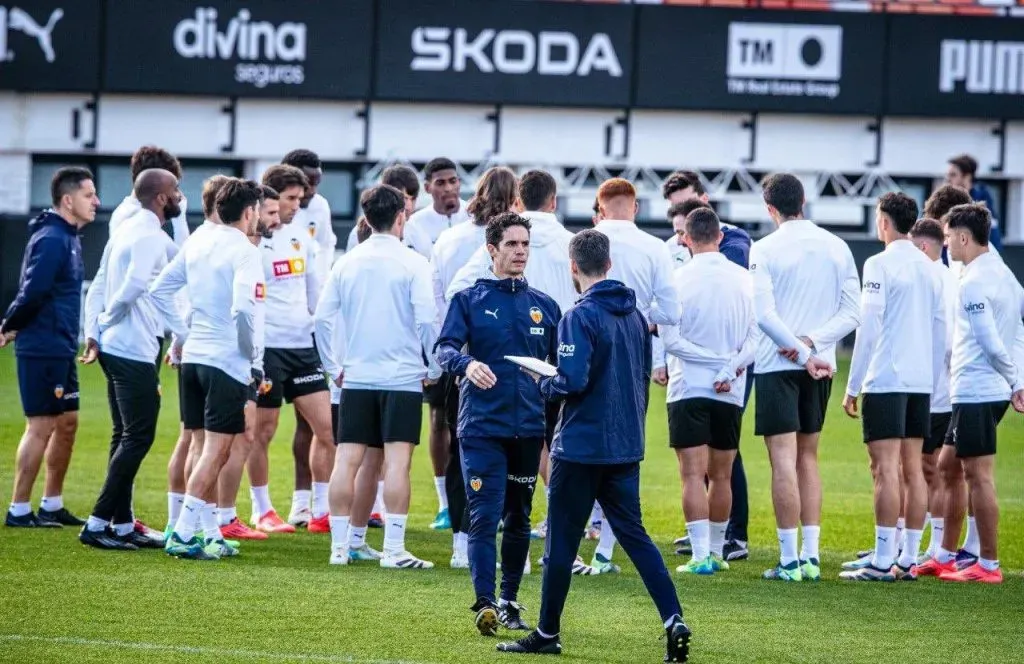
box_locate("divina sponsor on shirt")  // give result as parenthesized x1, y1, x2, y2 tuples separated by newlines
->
(173, 7, 306, 88)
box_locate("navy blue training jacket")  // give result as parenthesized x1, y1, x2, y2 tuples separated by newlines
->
(436, 277, 561, 440)
(721, 225, 752, 269)
(1, 210, 84, 359)
(540, 279, 651, 465)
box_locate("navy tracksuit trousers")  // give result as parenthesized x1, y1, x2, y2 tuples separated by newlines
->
(461, 435, 542, 604)
(539, 459, 682, 636)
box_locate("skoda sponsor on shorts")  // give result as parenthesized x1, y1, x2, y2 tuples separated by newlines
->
(103, 0, 372, 99)
(375, 0, 633, 107)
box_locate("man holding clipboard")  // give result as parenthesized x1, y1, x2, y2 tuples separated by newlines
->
(498, 229, 691, 662)
(435, 212, 561, 638)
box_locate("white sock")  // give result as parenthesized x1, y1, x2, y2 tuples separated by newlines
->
(936, 547, 956, 564)
(896, 517, 906, 550)
(349, 525, 368, 549)
(383, 513, 408, 556)
(373, 481, 385, 515)
(686, 520, 711, 561)
(898, 529, 923, 568)
(963, 516, 980, 556)
(590, 502, 603, 523)
(979, 557, 1000, 572)
(871, 526, 897, 569)
(311, 482, 329, 519)
(219, 506, 237, 527)
(250, 485, 273, 519)
(173, 494, 205, 541)
(40, 495, 63, 512)
(292, 489, 311, 512)
(455, 531, 468, 556)
(8, 502, 31, 518)
(800, 525, 821, 562)
(927, 518, 945, 557)
(709, 521, 728, 558)
(86, 516, 109, 533)
(201, 503, 221, 541)
(595, 518, 616, 560)
(330, 516, 350, 548)
(434, 476, 448, 511)
(112, 522, 133, 536)
(777, 528, 799, 566)
(167, 492, 184, 526)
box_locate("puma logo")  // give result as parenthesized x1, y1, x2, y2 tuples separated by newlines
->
(484, 309, 499, 319)
(3, 8, 64, 63)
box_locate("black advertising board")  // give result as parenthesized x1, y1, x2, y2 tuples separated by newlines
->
(886, 15, 1024, 119)
(634, 7, 885, 115)
(0, 0, 101, 92)
(103, 0, 373, 99)
(374, 0, 633, 107)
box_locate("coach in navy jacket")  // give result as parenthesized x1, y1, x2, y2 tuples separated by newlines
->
(499, 229, 688, 660)
(2, 210, 85, 359)
(435, 212, 560, 629)
(1, 167, 96, 530)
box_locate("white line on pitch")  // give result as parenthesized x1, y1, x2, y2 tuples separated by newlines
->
(0, 635, 437, 664)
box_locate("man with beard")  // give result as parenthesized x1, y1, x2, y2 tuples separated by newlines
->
(281, 149, 335, 527)
(247, 165, 335, 536)
(79, 169, 184, 550)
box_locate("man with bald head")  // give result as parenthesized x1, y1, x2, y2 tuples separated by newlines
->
(80, 168, 185, 550)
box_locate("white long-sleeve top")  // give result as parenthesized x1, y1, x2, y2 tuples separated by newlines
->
(150, 223, 264, 385)
(749, 219, 860, 374)
(665, 234, 691, 267)
(431, 220, 487, 323)
(595, 219, 680, 326)
(313, 233, 441, 392)
(845, 240, 946, 398)
(110, 194, 190, 248)
(661, 252, 757, 407)
(930, 258, 959, 413)
(259, 226, 320, 349)
(951, 251, 1024, 404)
(445, 211, 578, 315)
(403, 200, 471, 258)
(84, 208, 180, 364)
(293, 193, 335, 297)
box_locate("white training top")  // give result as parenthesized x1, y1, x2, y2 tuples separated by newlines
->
(929, 258, 959, 413)
(950, 251, 1024, 404)
(403, 200, 471, 258)
(292, 193, 335, 296)
(431, 220, 487, 323)
(661, 252, 757, 407)
(110, 194, 190, 249)
(445, 211, 577, 315)
(749, 219, 860, 374)
(85, 208, 180, 364)
(845, 239, 946, 398)
(313, 233, 441, 393)
(259, 225, 320, 349)
(150, 223, 264, 385)
(665, 235, 691, 268)
(595, 220, 680, 327)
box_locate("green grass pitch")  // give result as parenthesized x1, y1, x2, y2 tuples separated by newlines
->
(0, 353, 1022, 664)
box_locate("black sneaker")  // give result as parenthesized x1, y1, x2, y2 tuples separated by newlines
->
(497, 630, 562, 655)
(37, 507, 86, 527)
(498, 601, 531, 631)
(723, 540, 749, 561)
(472, 598, 499, 637)
(79, 527, 139, 551)
(665, 617, 691, 663)
(5, 511, 60, 528)
(674, 534, 692, 556)
(123, 529, 165, 549)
